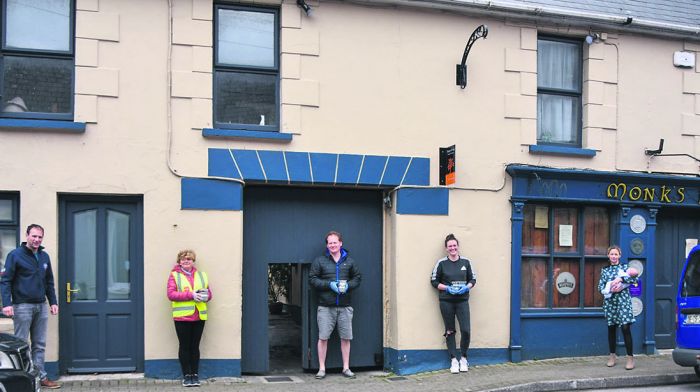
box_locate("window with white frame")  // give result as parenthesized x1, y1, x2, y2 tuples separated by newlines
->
(537, 36, 582, 146)
(214, 4, 279, 131)
(1, 0, 74, 120)
(0, 193, 19, 314)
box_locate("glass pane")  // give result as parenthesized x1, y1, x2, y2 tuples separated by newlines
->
(681, 252, 700, 297)
(537, 94, 580, 144)
(584, 207, 609, 255)
(2, 56, 73, 115)
(0, 200, 12, 220)
(218, 8, 275, 68)
(107, 210, 131, 300)
(521, 257, 547, 308)
(6, 0, 71, 51)
(215, 71, 277, 127)
(553, 208, 578, 253)
(0, 228, 17, 309)
(537, 39, 580, 90)
(73, 210, 97, 301)
(552, 258, 579, 307)
(522, 204, 548, 254)
(584, 259, 608, 307)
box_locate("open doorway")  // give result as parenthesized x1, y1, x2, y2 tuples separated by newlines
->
(268, 263, 303, 373)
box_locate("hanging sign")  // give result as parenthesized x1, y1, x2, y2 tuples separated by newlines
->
(439, 145, 456, 186)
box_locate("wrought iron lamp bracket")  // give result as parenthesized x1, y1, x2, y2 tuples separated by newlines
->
(456, 24, 488, 89)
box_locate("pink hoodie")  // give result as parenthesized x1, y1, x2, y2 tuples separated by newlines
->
(167, 264, 212, 322)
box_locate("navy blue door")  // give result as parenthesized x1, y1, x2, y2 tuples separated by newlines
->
(58, 196, 144, 373)
(242, 187, 383, 373)
(655, 209, 700, 348)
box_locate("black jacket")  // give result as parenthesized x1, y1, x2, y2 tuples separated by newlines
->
(309, 248, 361, 307)
(430, 256, 477, 301)
(1, 244, 58, 306)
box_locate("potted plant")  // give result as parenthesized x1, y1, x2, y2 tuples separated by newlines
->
(268, 264, 290, 314)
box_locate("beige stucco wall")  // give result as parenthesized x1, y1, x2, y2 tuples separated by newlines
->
(1, 0, 700, 368)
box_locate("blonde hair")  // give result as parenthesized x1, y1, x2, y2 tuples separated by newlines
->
(607, 245, 622, 256)
(176, 249, 196, 263)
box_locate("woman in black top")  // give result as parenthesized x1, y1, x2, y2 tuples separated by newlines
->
(430, 233, 477, 374)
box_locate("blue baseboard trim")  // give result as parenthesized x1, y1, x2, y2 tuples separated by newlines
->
(45, 361, 59, 380)
(144, 359, 241, 379)
(383, 347, 509, 375)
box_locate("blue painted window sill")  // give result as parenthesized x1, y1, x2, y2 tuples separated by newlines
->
(529, 145, 596, 157)
(203, 128, 293, 142)
(0, 118, 86, 133)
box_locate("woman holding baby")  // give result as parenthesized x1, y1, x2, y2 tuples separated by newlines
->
(598, 245, 638, 370)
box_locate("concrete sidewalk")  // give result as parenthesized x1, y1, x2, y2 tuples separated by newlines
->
(58, 352, 699, 391)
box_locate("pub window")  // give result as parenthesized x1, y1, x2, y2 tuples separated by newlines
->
(521, 204, 610, 309)
(0, 192, 19, 315)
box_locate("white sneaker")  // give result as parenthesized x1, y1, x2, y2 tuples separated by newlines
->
(450, 358, 459, 374)
(459, 357, 469, 372)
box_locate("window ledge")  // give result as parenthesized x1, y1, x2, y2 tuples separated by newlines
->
(529, 145, 596, 157)
(0, 118, 86, 133)
(203, 128, 293, 142)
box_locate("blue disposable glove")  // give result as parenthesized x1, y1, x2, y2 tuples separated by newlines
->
(446, 285, 459, 295)
(329, 281, 340, 294)
(456, 285, 470, 295)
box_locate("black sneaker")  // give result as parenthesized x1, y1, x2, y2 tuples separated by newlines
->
(182, 374, 192, 387)
(191, 374, 201, 387)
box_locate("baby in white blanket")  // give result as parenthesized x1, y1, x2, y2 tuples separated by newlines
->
(601, 267, 638, 299)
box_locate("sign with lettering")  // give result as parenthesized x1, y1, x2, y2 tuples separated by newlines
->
(556, 272, 576, 295)
(440, 145, 456, 186)
(606, 183, 686, 204)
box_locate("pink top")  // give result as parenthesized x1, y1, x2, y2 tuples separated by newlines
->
(167, 264, 212, 322)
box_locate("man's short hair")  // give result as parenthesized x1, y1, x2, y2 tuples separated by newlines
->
(26, 224, 44, 235)
(326, 231, 343, 243)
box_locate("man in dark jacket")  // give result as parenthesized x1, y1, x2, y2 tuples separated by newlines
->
(0, 224, 60, 389)
(309, 231, 361, 380)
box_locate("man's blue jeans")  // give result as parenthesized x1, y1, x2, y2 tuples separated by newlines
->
(13, 303, 49, 380)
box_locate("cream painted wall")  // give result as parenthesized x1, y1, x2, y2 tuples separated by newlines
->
(2, 0, 699, 367)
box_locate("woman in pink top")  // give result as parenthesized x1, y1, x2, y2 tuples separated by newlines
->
(167, 249, 212, 387)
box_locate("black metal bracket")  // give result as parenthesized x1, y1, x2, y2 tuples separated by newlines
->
(645, 138, 700, 163)
(456, 24, 488, 89)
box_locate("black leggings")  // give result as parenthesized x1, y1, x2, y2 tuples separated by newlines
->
(174, 320, 206, 375)
(608, 323, 633, 356)
(439, 300, 471, 359)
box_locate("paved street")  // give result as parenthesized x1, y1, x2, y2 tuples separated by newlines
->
(57, 352, 700, 392)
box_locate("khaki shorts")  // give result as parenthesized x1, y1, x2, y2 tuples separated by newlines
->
(317, 306, 353, 340)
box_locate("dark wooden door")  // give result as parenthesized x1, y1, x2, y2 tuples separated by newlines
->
(655, 209, 700, 348)
(59, 197, 144, 373)
(242, 187, 383, 373)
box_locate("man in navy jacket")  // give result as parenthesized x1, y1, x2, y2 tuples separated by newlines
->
(1, 224, 60, 389)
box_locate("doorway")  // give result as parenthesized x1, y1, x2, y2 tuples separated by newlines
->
(58, 195, 144, 373)
(655, 208, 700, 348)
(241, 186, 383, 374)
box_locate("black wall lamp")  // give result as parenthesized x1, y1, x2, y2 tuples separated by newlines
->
(456, 24, 488, 89)
(297, 0, 312, 16)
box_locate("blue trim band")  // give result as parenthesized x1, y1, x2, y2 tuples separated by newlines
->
(0, 118, 86, 133)
(383, 348, 508, 375)
(181, 178, 242, 211)
(396, 188, 449, 215)
(145, 359, 241, 379)
(528, 145, 597, 157)
(202, 128, 293, 141)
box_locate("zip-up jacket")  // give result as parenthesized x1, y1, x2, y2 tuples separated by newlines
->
(431, 256, 477, 301)
(1, 244, 58, 307)
(309, 248, 361, 307)
(167, 264, 212, 322)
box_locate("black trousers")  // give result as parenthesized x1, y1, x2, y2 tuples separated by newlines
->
(439, 300, 471, 359)
(608, 323, 633, 356)
(174, 320, 206, 375)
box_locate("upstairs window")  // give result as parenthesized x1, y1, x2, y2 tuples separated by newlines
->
(537, 37, 582, 146)
(214, 4, 279, 131)
(1, 0, 74, 120)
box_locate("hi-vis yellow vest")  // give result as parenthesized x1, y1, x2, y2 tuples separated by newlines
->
(171, 270, 208, 320)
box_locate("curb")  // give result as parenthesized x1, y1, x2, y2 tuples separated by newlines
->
(482, 373, 699, 392)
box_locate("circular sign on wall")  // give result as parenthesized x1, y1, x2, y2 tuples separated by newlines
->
(630, 215, 647, 234)
(556, 272, 576, 295)
(628, 259, 644, 277)
(631, 297, 643, 317)
(630, 238, 644, 255)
